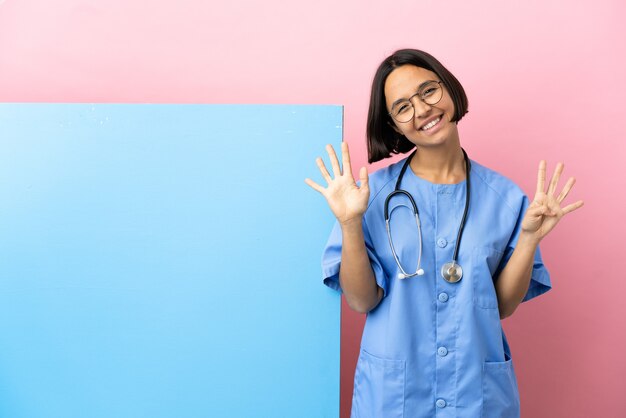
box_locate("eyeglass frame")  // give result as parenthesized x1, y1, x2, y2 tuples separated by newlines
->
(387, 80, 445, 123)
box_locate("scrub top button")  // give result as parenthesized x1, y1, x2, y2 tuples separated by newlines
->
(437, 347, 448, 357)
(437, 238, 448, 248)
(436, 399, 446, 408)
(438, 293, 449, 302)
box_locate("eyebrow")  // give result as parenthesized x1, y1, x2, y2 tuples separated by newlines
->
(390, 80, 436, 110)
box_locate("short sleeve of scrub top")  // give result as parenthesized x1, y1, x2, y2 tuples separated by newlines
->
(320, 157, 551, 418)
(322, 216, 389, 296)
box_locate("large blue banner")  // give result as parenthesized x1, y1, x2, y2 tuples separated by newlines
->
(0, 104, 341, 418)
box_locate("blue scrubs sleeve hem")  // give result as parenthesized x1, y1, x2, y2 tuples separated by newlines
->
(371, 263, 388, 297)
(522, 266, 551, 303)
(322, 264, 343, 294)
(321, 260, 388, 297)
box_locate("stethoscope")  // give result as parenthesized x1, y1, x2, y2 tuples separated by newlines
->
(384, 148, 471, 283)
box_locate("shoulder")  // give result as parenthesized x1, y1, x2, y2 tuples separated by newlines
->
(470, 160, 528, 214)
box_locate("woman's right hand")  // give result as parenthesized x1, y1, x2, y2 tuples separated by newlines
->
(304, 142, 370, 226)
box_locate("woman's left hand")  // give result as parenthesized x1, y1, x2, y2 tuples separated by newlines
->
(521, 161, 584, 243)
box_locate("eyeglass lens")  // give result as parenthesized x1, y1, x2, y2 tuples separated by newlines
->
(391, 81, 443, 123)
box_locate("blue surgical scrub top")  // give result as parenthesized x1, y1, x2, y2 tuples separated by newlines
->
(322, 157, 551, 418)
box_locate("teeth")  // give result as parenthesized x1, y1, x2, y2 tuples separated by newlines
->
(421, 117, 441, 130)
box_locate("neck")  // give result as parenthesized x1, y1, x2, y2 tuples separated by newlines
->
(409, 142, 466, 184)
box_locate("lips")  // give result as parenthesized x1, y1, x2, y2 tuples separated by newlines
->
(419, 115, 442, 131)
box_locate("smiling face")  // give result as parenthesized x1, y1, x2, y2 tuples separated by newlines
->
(384, 65, 459, 149)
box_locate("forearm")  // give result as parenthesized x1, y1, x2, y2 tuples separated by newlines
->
(494, 232, 540, 319)
(339, 218, 383, 313)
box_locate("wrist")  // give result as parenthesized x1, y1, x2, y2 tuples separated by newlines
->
(518, 231, 541, 248)
(340, 216, 364, 230)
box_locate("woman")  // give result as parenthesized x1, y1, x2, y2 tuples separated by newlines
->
(305, 49, 583, 417)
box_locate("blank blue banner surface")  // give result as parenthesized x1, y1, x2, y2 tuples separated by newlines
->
(0, 104, 341, 418)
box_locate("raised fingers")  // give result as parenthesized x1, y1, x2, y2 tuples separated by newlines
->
(304, 177, 325, 194)
(547, 162, 564, 196)
(536, 160, 547, 196)
(556, 177, 576, 203)
(326, 144, 342, 177)
(562, 200, 584, 215)
(316, 157, 332, 183)
(341, 142, 352, 174)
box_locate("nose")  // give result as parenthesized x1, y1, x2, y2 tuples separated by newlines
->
(411, 96, 432, 119)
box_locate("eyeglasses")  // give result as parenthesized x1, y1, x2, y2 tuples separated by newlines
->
(388, 80, 444, 123)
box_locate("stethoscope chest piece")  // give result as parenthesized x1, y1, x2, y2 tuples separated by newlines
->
(441, 261, 463, 283)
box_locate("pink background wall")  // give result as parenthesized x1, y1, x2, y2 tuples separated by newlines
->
(1, 0, 624, 416)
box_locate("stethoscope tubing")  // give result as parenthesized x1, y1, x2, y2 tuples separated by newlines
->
(384, 148, 471, 282)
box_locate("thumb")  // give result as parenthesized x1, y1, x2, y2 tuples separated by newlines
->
(527, 204, 548, 218)
(359, 166, 369, 189)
